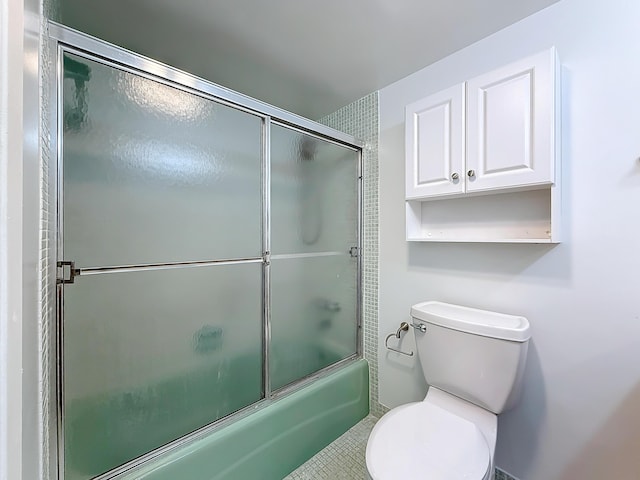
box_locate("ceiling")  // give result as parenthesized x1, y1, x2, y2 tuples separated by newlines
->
(60, 0, 559, 119)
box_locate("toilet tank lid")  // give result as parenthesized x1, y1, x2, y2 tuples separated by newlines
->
(411, 301, 530, 342)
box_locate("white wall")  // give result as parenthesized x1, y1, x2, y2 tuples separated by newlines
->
(378, 0, 640, 478)
(1, 0, 45, 478)
(0, 0, 25, 478)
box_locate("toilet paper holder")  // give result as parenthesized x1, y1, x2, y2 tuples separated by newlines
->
(384, 321, 423, 357)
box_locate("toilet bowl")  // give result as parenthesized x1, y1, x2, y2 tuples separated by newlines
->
(366, 388, 496, 480)
(366, 302, 530, 480)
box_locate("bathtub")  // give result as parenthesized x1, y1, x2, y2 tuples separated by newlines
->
(105, 358, 369, 479)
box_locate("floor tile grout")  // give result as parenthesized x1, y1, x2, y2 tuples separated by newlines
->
(283, 415, 379, 479)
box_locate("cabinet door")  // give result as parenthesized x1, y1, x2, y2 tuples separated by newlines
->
(405, 83, 465, 199)
(466, 48, 557, 193)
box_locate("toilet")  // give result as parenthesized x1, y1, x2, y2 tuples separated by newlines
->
(366, 301, 530, 480)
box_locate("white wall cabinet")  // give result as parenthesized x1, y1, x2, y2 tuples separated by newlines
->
(466, 49, 557, 193)
(405, 47, 560, 243)
(405, 83, 465, 199)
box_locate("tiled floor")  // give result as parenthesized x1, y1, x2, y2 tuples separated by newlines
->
(284, 415, 379, 479)
(284, 414, 519, 480)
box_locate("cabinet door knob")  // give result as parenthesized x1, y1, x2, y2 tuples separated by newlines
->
(451, 172, 459, 181)
(467, 169, 475, 178)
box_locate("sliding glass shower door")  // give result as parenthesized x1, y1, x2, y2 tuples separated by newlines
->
(61, 52, 265, 479)
(270, 125, 359, 390)
(58, 47, 360, 480)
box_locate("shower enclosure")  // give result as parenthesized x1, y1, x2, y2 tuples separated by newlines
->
(52, 25, 362, 480)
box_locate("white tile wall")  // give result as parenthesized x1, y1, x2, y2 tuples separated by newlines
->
(40, 5, 55, 478)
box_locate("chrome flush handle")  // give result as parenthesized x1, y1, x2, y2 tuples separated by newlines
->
(411, 322, 427, 333)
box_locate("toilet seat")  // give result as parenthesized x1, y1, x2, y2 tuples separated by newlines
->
(366, 401, 490, 480)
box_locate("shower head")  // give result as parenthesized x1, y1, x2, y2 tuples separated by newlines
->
(299, 136, 317, 161)
(63, 56, 91, 132)
(64, 55, 91, 85)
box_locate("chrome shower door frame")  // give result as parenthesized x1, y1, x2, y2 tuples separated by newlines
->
(49, 22, 364, 480)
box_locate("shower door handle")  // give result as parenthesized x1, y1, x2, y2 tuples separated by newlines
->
(57, 260, 78, 284)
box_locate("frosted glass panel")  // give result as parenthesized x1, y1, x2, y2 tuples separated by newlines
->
(270, 254, 358, 391)
(59, 50, 361, 480)
(271, 125, 358, 255)
(63, 264, 263, 480)
(62, 53, 262, 266)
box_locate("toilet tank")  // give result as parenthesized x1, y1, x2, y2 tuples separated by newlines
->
(411, 301, 530, 414)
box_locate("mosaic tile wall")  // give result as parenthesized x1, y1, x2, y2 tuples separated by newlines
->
(319, 92, 386, 417)
(41, 0, 57, 477)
